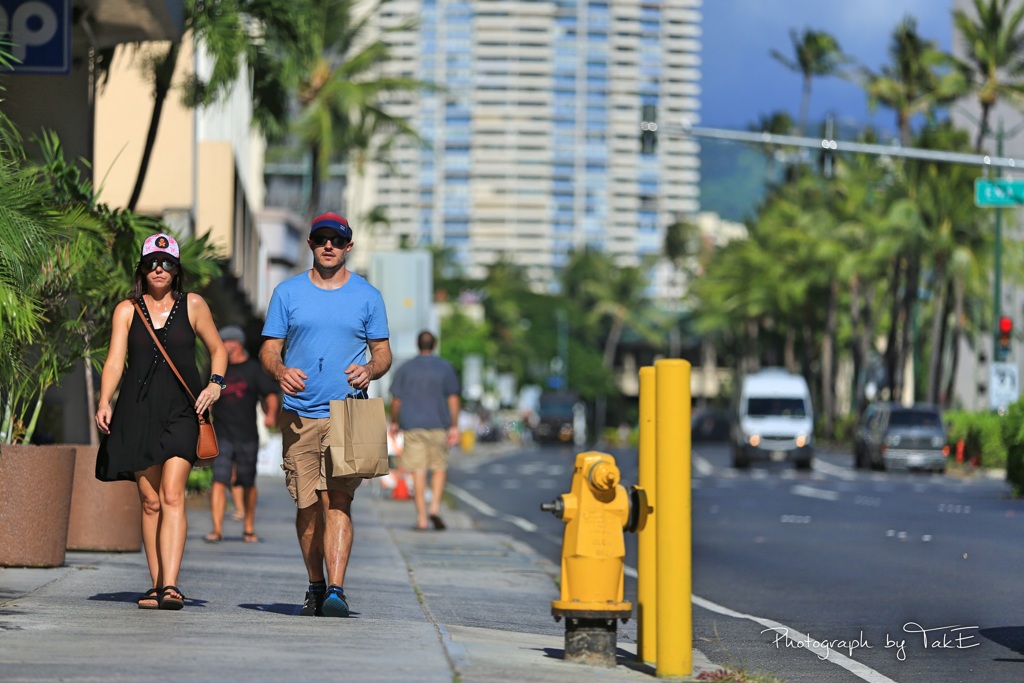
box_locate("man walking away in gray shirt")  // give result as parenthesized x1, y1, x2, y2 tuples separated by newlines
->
(389, 330, 461, 530)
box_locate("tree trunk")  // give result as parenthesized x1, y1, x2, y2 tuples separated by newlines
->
(128, 43, 180, 212)
(784, 329, 796, 373)
(943, 279, 966, 408)
(306, 145, 322, 222)
(884, 256, 904, 401)
(926, 264, 949, 405)
(896, 256, 921, 403)
(820, 280, 838, 436)
(975, 102, 992, 153)
(744, 319, 760, 374)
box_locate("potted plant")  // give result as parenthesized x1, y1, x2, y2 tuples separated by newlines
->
(0, 110, 81, 566)
(0, 42, 226, 563)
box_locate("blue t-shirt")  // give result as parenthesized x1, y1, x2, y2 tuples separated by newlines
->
(262, 271, 389, 418)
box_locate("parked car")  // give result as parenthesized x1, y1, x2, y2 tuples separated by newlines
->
(535, 392, 579, 444)
(730, 368, 814, 470)
(856, 403, 949, 473)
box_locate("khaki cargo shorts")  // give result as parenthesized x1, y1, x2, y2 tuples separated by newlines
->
(400, 429, 449, 471)
(280, 410, 361, 508)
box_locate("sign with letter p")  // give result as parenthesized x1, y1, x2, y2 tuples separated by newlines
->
(0, 0, 71, 74)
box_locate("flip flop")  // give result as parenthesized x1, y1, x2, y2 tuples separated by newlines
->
(204, 532, 222, 543)
(242, 531, 259, 543)
(159, 585, 185, 610)
(138, 587, 160, 610)
(429, 514, 446, 531)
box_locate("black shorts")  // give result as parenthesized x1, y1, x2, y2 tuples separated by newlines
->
(212, 440, 260, 487)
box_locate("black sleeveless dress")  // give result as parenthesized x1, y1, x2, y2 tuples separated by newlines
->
(96, 295, 204, 482)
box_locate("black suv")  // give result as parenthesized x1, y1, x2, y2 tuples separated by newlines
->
(854, 403, 948, 473)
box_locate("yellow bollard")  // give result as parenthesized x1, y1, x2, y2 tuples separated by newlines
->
(655, 359, 691, 677)
(637, 366, 657, 664)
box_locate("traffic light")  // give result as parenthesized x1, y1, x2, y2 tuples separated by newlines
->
(998, 316, 1013, 360)
(640, 104, 657, 155)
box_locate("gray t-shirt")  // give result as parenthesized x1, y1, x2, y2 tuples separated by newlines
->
(390, 355, 461, 430)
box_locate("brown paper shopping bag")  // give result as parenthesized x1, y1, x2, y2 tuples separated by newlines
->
(328, 396, 390, 478)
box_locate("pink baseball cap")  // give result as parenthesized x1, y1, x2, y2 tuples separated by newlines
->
(141, 233, 180, 262)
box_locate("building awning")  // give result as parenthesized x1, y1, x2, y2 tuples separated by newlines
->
(80, 0, 183, 48)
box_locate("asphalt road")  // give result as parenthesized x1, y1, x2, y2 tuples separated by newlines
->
(447, 440, 1024, 683)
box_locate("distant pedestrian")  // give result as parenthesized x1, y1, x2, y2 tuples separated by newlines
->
(205, 325, 281, 544)
(389, 330, 461, 531)
(95, 233, 227, 611)
(260, 212, 392, 618)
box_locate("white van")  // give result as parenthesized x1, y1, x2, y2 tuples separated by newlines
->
(731, 368, 814, 470)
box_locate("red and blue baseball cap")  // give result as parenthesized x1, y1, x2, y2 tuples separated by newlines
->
(310, 212, 352, 241)
(141, 233, 180, 263)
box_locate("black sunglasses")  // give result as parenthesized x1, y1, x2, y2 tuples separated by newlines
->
(311, 234, 349, 248)
(142, 259, 179, 272)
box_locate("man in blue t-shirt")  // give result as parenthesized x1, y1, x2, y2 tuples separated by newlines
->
(260, 212, 392, 618)
(389, 330, 461, 531)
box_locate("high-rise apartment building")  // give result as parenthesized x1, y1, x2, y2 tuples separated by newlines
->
(347, 0, 702, 295)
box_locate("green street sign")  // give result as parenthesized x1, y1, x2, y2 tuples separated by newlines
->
(975, 178, 1024, 207)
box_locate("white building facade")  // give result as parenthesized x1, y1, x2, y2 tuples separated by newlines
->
(347, 0, 702, 294)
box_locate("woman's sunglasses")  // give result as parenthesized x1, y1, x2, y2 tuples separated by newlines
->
(311, 234, 349, 248)
(142, 259, 179, 272)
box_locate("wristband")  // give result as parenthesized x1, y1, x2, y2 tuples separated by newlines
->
(210, 374, 226, 389)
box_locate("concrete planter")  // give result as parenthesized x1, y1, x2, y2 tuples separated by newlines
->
(66, 445, 142, 552)
(0, 444, 76, 567)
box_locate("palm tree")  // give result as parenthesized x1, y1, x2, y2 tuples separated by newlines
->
(953, 0, 1024, 152)
(123, 0, 315, 211)
(860, 16, 967, 401)
(905, 122, 989, 405)
(290, 0, 435, 220)
(860, 16, 968, 147)
(770, 29, 847, 134)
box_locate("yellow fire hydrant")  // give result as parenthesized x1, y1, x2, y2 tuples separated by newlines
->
(541, 451, 650, 667)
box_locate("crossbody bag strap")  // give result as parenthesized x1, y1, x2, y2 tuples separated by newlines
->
(131, 299, 199, 405)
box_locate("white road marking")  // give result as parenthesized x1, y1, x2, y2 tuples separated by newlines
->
(813, 459, 858, 481)
(693, 456, 714, 476)
(689, 593, 899, 683)
(791, 484, 840, 501)
(447, 483, 538, 532)
(624, 560, 897, 682)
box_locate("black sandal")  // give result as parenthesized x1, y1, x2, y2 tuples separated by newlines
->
(138, 587, 160, 610)
(159, 585, 185, 610)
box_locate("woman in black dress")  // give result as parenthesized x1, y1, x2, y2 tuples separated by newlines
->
(95, 233, 227, 610)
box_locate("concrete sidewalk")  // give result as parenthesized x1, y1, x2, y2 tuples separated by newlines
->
(0, 467, 713, 682)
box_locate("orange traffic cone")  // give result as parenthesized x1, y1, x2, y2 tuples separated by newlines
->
(392, 470, 411, 500)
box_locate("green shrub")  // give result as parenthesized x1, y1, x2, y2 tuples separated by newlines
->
(1002, 400, 1024, 495)
(944, 409, 1006, 468)
(831, 413, 858, 445)
(187, 466, 214, 495)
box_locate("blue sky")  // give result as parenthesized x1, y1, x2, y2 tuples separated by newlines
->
(700, 0, 954, 136)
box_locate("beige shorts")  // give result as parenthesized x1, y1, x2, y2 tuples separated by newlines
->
(400, 429, 449, 471)
(280, 411, 361, 508)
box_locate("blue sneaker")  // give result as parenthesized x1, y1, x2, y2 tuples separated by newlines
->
(321, 585, 349, 617)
